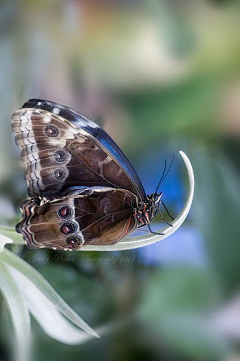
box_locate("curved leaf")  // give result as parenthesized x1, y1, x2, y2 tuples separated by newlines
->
(0, 260, 31, 361)
(0, 233, 13, 252)
(6, 265, 95, 345)
(0, 226, 23, 244)
(0, 249, 99, 339)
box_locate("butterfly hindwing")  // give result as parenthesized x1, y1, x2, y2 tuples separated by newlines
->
(16, 187, 137, 250)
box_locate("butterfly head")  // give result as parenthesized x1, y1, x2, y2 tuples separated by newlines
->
(134, 192, 162, 227)
(150, 192, 162, 204)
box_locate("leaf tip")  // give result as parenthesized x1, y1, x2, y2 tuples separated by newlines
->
(0, 234, 13, 252)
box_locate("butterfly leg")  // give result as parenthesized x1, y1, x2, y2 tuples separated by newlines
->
(160, 200, 174, 221)
(157, 205, 173, 227)
(147, 224, 164, 236)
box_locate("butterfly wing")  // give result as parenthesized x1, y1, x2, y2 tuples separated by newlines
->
(12, 99, 146, 200)
(16, 187, 137, 250)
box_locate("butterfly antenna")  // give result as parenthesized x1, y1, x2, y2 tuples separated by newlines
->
(155, 159, 167, 194)
(155, 153, 175, 194)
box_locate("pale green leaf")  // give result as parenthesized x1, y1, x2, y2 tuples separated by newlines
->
(6, 264, 96, 345)
(0, 248, 99, 339)
(0, 226, 23, 244)
(0, 260, 31, 361)
(0, 233, 13, 252)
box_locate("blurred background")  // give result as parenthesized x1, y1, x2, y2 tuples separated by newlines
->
(0, 0, 240, 360)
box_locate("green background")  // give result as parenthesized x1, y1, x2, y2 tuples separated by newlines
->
(0, 0, 240, 360)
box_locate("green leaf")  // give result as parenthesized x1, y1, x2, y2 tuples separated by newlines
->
(0, 249, 99, 339)
(0, 226, 23, 245)
(0, 260, 31, 361)
(0, 233, 13, 252)
(6, 264, 96, 345)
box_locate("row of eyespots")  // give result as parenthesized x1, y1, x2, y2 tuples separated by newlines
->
(57, 205, 83, 247)
(54, 150, 71, 184)
(44, 124, 71, 182)
(53, 149, 70, 180)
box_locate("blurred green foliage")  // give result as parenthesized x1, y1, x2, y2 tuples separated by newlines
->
(0, 0, 240, 360)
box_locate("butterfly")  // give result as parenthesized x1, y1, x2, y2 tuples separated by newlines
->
(12, 99, 168, 251)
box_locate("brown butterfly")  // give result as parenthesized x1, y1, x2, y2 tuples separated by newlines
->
(12, 99, 166, 251)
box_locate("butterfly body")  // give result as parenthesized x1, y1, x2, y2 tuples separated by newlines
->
(12, 99, 161, 250)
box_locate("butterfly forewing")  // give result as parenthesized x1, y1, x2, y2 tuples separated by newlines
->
(24, 99, 146, 198)
(12, 99, 145, 200)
